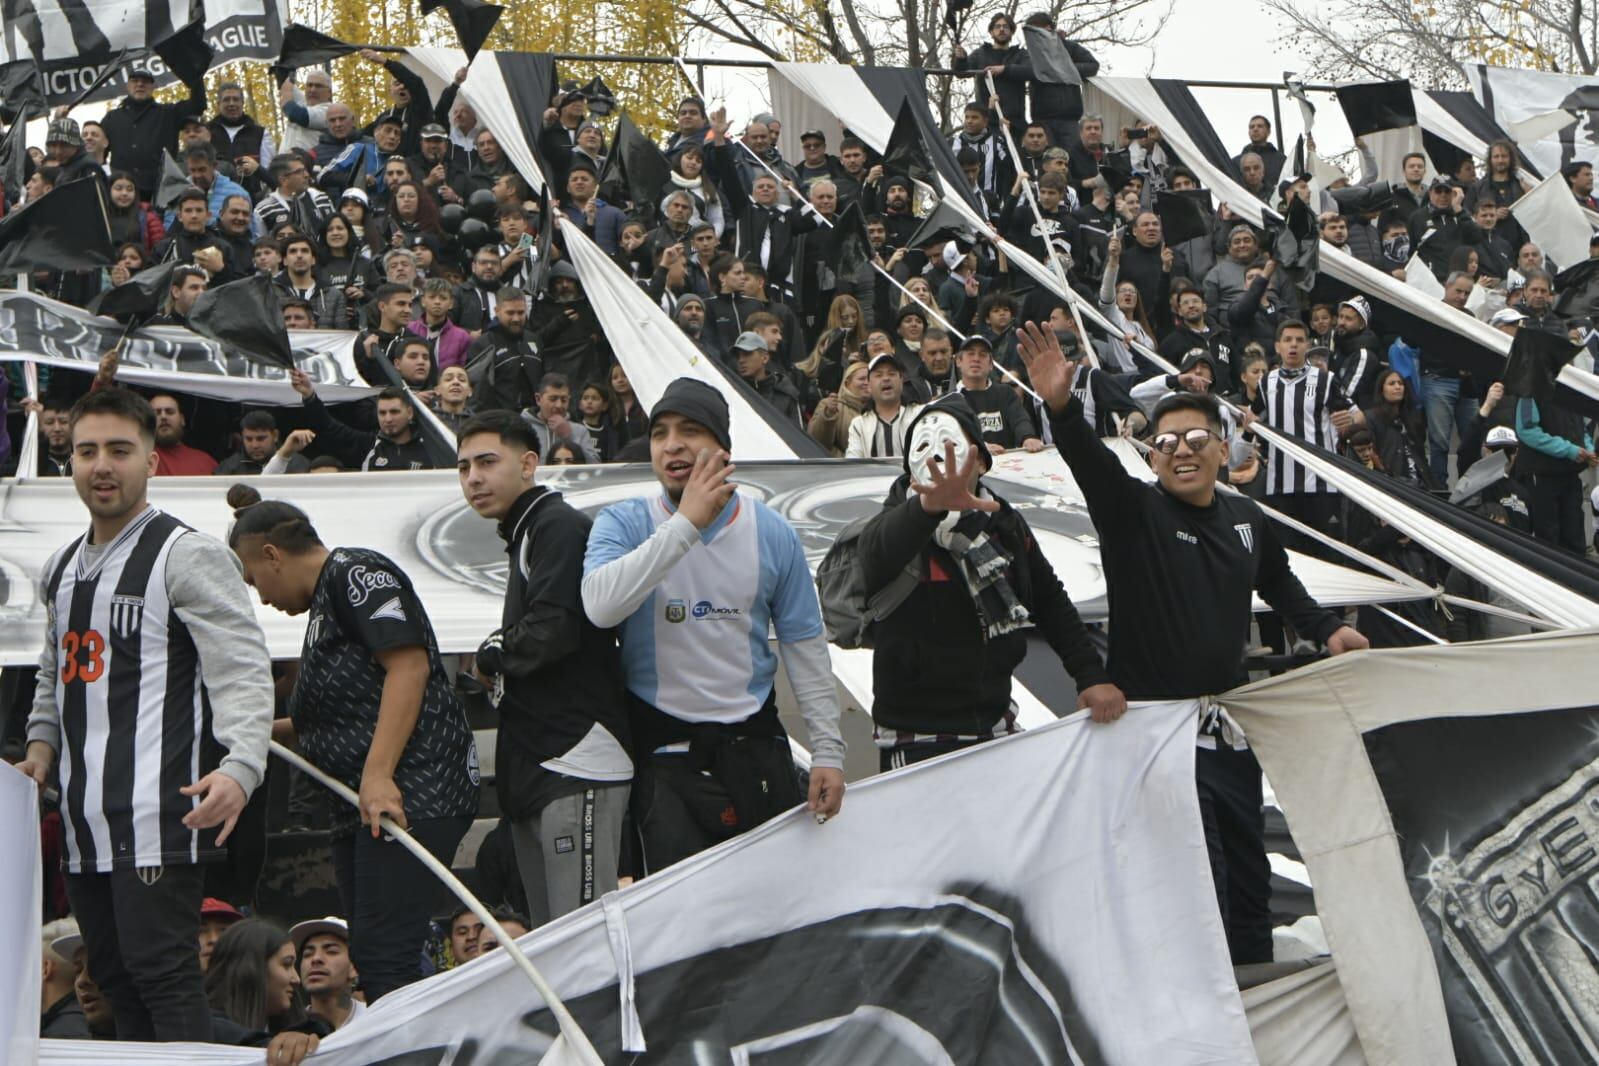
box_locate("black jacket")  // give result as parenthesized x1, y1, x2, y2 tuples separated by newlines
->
(479, 487, 632, 819)
(100, 82, 207, 196)
(41, 993, 89, 1039)
(749, 371, 804, 427)
(206, 115, 269, 166)
(1021, 36, 1099, 123)
(452, 281, 499, 332)
(860, 481, 1110, 734)
(959, 383, 1038, 448)
(466, 324, 543, 413)
(956, 43, 1027, 121)
(530, 297, 607, 389)
(301, 393, 436, 471)
(364, 62, 434, 159)
(1332, 328, 1383, 409)
(273, 272, 349, 330)
(1050, 397, 1343, 697)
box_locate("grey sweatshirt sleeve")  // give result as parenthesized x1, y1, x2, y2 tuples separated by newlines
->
(778, 635, 846, 770)
(27, 598, 63, 754)
(165, 534, 276, 798)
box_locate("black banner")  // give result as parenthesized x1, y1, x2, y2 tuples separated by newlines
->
(1368, 704, 1599, 1065)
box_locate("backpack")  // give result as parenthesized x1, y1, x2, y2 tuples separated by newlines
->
(814, 514, 920, 649)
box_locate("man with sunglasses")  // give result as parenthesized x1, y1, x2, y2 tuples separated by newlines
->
(1017, 321, 1366, 967)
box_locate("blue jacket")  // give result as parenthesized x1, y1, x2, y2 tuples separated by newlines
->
(561, 199, 627, 255)
(165, 173, 258, 237)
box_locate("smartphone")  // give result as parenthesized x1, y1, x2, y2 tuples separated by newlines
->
(1127, 128, 1149, 139)
(518, 233, 533, 251)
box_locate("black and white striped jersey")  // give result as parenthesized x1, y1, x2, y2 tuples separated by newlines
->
(39, 509, 227, 873)
(1260, 366, 1345, 496)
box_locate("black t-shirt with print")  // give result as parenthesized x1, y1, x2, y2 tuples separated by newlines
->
(289, 547, 480, 834)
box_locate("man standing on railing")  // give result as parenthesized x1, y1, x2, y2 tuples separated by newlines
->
(1017, 321, 1366, 965)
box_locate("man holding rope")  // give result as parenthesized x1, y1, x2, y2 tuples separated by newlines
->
(1017, 321, 1368, 965)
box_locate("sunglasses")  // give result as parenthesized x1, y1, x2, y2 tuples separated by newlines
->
(1151, 428, 1218, 454)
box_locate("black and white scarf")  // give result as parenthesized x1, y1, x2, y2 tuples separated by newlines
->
(935, 495, 1032, 640)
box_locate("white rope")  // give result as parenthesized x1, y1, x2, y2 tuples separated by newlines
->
(269, 741, 604, 1065)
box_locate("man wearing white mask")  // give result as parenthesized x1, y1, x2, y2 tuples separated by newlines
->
(857, 393, 1125, 770)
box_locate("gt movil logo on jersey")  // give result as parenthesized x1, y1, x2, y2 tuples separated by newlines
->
(665, 599, 687, 623)
(692, 600, 743, 621)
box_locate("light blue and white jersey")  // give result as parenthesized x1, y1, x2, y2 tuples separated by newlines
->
(584, 492, 823, 723)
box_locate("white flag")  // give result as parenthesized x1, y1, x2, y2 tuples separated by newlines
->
(1511, 171, 1592, 271)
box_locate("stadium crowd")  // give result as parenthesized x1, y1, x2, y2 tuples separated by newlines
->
(3, 10, 1596, 1058)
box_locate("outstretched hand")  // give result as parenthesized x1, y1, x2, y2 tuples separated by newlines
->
(1015, 321, 1078, 414)
(911, 442, 999, 515)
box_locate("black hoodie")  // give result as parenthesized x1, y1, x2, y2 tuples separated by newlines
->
(858, 397, 1110, 734)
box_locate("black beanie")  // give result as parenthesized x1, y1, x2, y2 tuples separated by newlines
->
(649, 378, 732, 452)
(902, 392, 991, 477)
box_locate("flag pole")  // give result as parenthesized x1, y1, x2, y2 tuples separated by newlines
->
(984, 72, 1097, 368)
(269, 741, 605, 1066)
(730, 136, 1045, 403)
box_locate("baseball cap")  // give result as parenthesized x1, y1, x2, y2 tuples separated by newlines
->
(1485, 426, 1519, 450)
(340, 187, 369, 204)
(127, 67, 155, 81)
(957, 334, 994, 354)
(1488, 307, 1526, 327)
(557, 89, 587, 109)
(201, 898, 246, 923)
(420, 123, 449, 140)
(800, 129, 826, 142)
(289, 916, 350, 953)
(867, 352, 901, 375)
(732, 331, 769, 353)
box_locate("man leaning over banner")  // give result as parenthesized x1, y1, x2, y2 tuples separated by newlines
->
(582, 379, 845, 872)
(1017, 321, 1368, 965)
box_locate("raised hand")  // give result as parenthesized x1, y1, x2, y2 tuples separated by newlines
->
(1015, 321, 1078, 413)
(678, 448, 737, 529)
(911, 442, 1000, 515)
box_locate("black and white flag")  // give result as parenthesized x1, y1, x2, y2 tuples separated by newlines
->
(0, 0, 285, 105)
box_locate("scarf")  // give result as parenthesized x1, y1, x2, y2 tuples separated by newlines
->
(669, 171, 703, 192)
(1383, 234, 1410, 262)
(934, 493, 1032, 640)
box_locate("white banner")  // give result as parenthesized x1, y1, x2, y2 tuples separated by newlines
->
(0, 457, 1426, 667)
(0, 768, 42, 1066)
(0, 292, 373, 405)
(1467, 65, 1597, 183)
(1510, 170, 1593, 272)
(36, 702, 1260, 1064)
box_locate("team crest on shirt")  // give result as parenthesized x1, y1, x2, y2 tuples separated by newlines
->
(370, 596, 406, 623)
(110, 595, 143, 639)
(1234, 523, 1255, 551)
(664, 598, 687, 623)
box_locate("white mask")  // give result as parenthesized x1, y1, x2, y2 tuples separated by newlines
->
(907, 411, 974, 490)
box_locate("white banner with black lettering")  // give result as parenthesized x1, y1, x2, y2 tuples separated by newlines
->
(0, 292, 373, 404)
(31, 701, 1259, 1065)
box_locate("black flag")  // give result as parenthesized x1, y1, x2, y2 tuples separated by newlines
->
(824, 201, 874, 280)
(943, 0, 973, 30)
(1337, 80, 1416, 137)
(154, 19, 215, 88)
(602, 112, 673, 224)
(1021, 25, 1080, 86)
(0, 175, 115, 275)
(187, 274, 295, 369)
(881, 98, 935, 187)
(274, 24, 366, 72)
(530, 185, 556, 296)
(88, 259, 179, 319)
(0, 104, 33, 203)
(0, 63, 46, 124)
(1154, 190, 1211, 245)
(438, 0, 502, 61)
(154, 151, 192, 212)
(1502, 326, 1580, 405)
(580, 76, 616, 116)
(907, 195, 983, 250)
